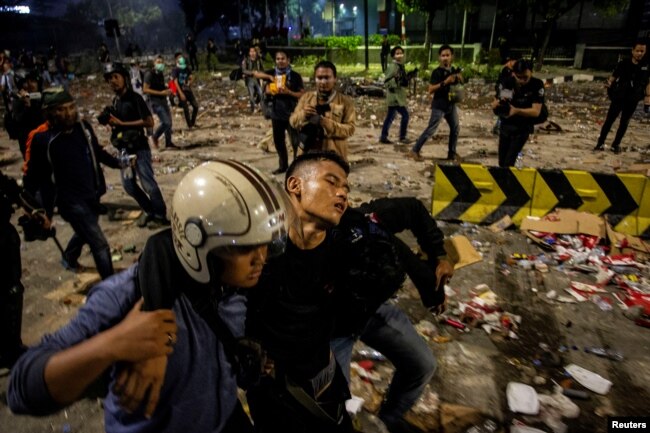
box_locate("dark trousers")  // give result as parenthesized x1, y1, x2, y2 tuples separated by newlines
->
(189, 53, 199, 71)
(58, 199, 114, 279)
(271, 118, 299, 171)
(0, 221, 24, 364)
(597, 99, 638, 148)
(380, 105, 410, 141)
(381, 53, 388, 72)
(498, 123, 531, 167)
(179, 90, 199, 128)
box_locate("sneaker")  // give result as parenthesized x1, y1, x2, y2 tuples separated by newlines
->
(446, 152, 460, 161)
(137, 212, 152, 228)
(147, 217, 171, 229)
(61, 258, 85, 273)
(399, 137, 412, 145)
(593, 144, 604, 151)
(379, 138, 394, 144)
(406, 150, 424, 161)
(610, 146, 621, 154)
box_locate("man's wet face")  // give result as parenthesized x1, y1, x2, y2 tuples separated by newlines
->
(295, 160, 349, 227)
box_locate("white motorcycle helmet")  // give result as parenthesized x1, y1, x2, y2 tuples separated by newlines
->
(171, 160, 289, 284)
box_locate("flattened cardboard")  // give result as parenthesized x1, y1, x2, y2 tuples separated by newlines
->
(488, 215, 513, 233)
(444, 236, 483, 270)
(520, 209, 605, 238)
(606, 221, 650, 260)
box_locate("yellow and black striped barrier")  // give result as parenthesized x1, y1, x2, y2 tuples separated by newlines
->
(432, 164, 650, 237)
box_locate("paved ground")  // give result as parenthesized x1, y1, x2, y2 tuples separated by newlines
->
(1, 72, 649, 432)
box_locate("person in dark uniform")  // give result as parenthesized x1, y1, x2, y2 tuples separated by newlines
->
(594, 41, 650, 153)
(491, 59, 545, 167)
(0, 170, 50, 369)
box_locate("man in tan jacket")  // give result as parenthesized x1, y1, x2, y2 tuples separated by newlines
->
(290, 61, 355, 161)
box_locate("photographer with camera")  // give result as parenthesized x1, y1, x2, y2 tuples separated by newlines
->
(103, 62, 168, 229)
(23, 87, 122, 279)
(289, 60, 355, 161)
(409, 45, 463, 162)
(491, 59, 545, 167)
(379, 46, 414, 145)
(0, 170, 50, 369)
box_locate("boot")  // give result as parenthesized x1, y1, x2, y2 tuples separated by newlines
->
(0, 283, 26, 369)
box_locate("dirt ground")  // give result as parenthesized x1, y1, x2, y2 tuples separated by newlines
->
(1, 71, 649, 432)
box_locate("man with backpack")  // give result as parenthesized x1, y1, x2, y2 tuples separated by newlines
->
(241, 46, 265, 113)
(491, 59, 546, 167)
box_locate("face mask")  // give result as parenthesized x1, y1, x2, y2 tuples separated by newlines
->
(155, 63, 165, 72)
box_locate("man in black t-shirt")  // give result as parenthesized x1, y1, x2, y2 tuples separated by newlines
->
(409, 45, 463, 162)
(254, 50, 304, 174)
(491, 59, 545, 167)
(104, 63, 169, 229)
(594, 41, 650, 153)
(246, 151, 354, 433)
(143, 56, 176, 150)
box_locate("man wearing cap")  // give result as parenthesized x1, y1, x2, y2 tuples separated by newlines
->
(23, 88, 121, 279)
(172, 56, 199, 129)
(104, 62, 169, 229)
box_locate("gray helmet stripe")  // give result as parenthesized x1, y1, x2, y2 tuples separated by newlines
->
(219, 159, 279, 216)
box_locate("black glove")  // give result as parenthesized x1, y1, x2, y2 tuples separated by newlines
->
(644, 104, 649, 113)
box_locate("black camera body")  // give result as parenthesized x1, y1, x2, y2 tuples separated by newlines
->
(493, 100, 511, 118)
(315, 103, 331, 115)
(97, 106, 115, 126)
(18, 215, 53, 242)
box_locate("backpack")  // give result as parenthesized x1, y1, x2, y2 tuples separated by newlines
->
(229, 67, 243, 81)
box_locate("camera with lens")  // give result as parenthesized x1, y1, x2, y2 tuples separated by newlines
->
(493, 100, 511, 118)
(97, 106, 115, 126)
(18, 214, 53, 242)
(315, 103, 331, 115)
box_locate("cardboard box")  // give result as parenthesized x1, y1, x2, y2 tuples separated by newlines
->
(444, 235, 483, 270)
(520, 209, 606, 238)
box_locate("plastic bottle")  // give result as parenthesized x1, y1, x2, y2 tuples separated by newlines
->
(514, 152, 524, 169)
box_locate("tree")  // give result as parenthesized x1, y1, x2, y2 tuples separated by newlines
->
(395, 0, 448, 68)
(527, 0, 628, 71)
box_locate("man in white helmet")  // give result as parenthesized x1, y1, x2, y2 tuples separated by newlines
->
(8, 160, 289, 433)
